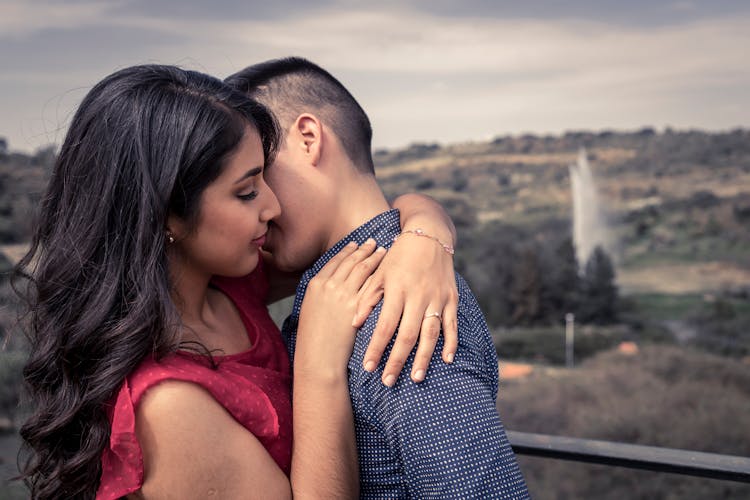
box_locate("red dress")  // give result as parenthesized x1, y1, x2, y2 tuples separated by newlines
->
(96, 260, 292, 499)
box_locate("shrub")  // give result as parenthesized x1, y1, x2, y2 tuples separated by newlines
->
(0, 350, 25, 424)
(499, 345, 750, 498)
(494, 326, 624, 365)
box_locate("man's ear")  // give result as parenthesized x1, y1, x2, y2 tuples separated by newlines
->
(294, 113, 322, 166)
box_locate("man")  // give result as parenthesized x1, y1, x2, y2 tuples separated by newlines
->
(226, 57, 529, 499)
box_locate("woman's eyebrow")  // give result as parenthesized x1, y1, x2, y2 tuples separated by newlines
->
(234, 166, 263, 184)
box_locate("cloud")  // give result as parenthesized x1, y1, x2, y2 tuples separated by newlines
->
(139, 8, 750, 116)
(91, 7, 747, 77)
(0, 2, 748, 151)
(0, 0, 121, 37)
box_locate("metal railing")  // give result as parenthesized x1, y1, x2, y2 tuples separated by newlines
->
(506, 431, 750, 483)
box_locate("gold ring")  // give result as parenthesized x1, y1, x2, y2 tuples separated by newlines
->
(424, 312, 442, 321)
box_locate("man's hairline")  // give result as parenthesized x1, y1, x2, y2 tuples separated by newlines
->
(241, 73, 374, 174)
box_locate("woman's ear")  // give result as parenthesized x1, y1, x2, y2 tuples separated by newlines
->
(294, 113, 322, 166)
(166, 214, 187, 243)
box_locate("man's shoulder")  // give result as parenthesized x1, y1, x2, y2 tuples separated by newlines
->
(454, 272, 488, 326)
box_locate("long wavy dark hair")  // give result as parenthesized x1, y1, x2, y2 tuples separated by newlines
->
(14, 64, 278, 499)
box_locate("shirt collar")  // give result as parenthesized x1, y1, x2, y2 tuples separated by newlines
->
(292, 208, 401, 316)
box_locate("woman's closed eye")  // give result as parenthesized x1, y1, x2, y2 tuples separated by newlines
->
(237, 190, 258, 201)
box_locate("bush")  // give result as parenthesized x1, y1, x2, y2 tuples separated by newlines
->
(499, 345, 750, 499)
(414, 178, 435, 190)
(494, 326, 624, 365)
(0, 350, 25, 424)
(687, 295, 750, 358)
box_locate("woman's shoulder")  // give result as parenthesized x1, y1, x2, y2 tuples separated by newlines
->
(134, 379, 291, 499)
(121, 354, 205, 398)
(99, 353, 291, 499)
(100, 377, 290, 499)
(134, 378, 232, 443)
(98, 356, 225, 498)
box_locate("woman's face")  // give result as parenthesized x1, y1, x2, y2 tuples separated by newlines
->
(169, 125, 281, 279)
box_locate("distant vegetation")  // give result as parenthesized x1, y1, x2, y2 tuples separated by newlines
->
(0, 140, 53, 359)
(372, 128, 750, 498)
(500, 345, 750, 499)
(498, 346, 750, 499)
(376, 128, 750, 363)
(2, 130, 750, 498)
(0, 143, 53, 244)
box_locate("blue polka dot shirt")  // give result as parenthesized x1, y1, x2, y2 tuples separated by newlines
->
(282, 210, 530, 499)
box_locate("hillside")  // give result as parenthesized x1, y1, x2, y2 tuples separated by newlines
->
(0, 147, 52, 246)
(375, 128, 750, 294)
(3, 128, 749, 289)
(371, 129, 750, 497)
(3, 129, 750, 354)
(1, 130, 749, 498)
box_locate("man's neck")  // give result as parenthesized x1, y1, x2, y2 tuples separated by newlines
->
(323, 174, 391, 252)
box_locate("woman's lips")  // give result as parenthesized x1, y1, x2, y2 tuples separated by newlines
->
(252, 233, 266, 247)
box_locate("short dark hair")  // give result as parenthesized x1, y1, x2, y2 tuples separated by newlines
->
(226, 57, 375, 174)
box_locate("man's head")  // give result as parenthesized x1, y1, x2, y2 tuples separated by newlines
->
(226, 57, 386, 271)
(226, 57, 374, 174)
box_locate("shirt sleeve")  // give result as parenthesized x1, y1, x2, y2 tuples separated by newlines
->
(351, 276, 529, 498)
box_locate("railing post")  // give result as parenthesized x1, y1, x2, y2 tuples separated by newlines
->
(565, 313, 575, 368)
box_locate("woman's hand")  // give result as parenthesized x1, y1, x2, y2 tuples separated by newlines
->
(354, 233, 458, 386)
(295, 239, 386, 379)
(351, 193, 459, 387)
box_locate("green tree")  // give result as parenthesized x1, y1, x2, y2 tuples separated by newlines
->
(451, 169, 469, 192)
(455, 221, 524, 327)
(510, 247, 543, 325)
(441, 197, 477, 231)
(547, 237, 581, 320)
(579, 246, 618, 324)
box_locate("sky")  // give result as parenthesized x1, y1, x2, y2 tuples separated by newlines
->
(1, 0, 749, 154)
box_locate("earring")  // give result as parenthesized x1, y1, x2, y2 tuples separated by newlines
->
(167, 231, 175, 244)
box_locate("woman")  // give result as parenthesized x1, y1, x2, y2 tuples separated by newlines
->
(16, 65, 458, 498)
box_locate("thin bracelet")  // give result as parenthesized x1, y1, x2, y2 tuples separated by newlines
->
(393, 228, 455, 255)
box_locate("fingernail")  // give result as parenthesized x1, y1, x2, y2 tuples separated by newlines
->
(412, 369, 425, 382)
(445, 353, 454, 363)
(365, 238, 376, 245)
(352, 313, 361, 326)
(364, 360, 376, 372)
(376, 246, 386, 253)
(346, 241, 357, 248)
(383, 374, 396, 387)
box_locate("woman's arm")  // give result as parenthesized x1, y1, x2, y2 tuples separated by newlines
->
(393, 193, 456, 248)
(291, 240, 385, 497)
(356, 193, 459, 386)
